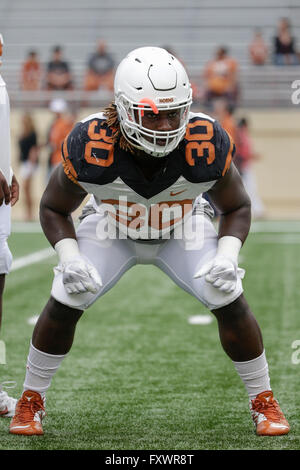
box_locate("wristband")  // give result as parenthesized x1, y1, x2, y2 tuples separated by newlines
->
(217, 236, 242, 264)
(54, 238, 80, 264)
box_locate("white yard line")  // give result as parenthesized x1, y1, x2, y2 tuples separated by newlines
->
(11, 247, 56, 272)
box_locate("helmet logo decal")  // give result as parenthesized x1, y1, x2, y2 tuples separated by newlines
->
(159, 98, 174, 103)
(138, 98, 158, 117)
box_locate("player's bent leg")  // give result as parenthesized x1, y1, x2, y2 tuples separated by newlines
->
(155, 210, 289, 436)
(32, 296, 84, 355)
(11, 212, 137, 435)
(10, 297, 80, 435)
(211, 296, 290, 435)
(211, 294, 263, 362)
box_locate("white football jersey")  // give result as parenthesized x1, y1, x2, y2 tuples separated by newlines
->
(62, 111, 234, 239)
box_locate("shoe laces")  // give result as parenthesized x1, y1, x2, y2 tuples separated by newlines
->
(15, 394, 45, 424)
(252, 396, 283, 423)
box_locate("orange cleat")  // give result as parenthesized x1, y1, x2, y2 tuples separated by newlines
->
(250, 390, 290, 436)
(9, 390, 45, 435)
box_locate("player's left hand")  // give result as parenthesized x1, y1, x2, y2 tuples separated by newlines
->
(194, 255, 245, 293)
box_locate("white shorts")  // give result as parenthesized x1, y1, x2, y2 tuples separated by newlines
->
(51, 208, 243, 312)
(0, 202, 12, 274)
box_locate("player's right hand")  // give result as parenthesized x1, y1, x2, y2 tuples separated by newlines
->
(0, 171, 11, 205)
(57, 257, 103, 295)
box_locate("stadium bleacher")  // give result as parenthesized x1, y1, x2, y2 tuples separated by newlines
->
(0, 0, 300, 107)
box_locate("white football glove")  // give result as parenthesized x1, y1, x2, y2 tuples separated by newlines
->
(194, 236, 245, 294)
(194, 254, 245, 293)
(58, 258, 103, 295)
(54, 238, 102, 295)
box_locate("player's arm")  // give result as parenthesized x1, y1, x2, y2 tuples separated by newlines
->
(194, 165, 251, 293)
(40, 164, 102, 295)
(194, 164, 251, 293)
(207, 162, 251, 244)
(39, 164, 87, 247)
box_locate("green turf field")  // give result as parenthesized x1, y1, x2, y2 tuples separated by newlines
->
(0, 222, 299, 450)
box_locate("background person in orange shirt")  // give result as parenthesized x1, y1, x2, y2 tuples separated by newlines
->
(203, 46, 239, 107)
(235, 118, 265, 219)
(20, 50, 42, 91)
(47, 99, 74, 178)
(212, 99, 238, 145)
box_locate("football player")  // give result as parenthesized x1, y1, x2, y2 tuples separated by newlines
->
(0, 32, 19, 418)
(10, 47, 289, 437)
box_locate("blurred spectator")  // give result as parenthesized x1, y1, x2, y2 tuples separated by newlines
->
(83, 40, 115, 91)
(20, 50, 43, 90)
(273, 18, 299, 65)
(18, 112, 39, 221)
(235, 118, 265, 219)
(203, 46, 239, 106)
(249, 29, 268, 66)
(47, 99, 74, 177)
(45, 46, 73, 90)
(212, 99, 238, 145)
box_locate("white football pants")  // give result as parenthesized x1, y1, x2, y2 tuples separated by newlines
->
(51, 205, 243, 312)
(0, 203, 12, 274)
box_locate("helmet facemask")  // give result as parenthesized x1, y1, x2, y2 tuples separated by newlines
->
(116, 94, 191, 157)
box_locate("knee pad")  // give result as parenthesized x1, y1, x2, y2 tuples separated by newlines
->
(0, 241, 13, 274)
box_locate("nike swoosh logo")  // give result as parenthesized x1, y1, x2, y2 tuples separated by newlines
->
(269, 423, 289, 429)
(10, 425, 31, 429)
(170, 189, 186, 196)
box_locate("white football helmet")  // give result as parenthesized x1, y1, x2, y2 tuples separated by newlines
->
(114, 47, 192, 157)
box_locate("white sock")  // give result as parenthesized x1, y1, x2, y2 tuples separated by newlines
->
(23, 341, 67, 397)
(233, 350, 271, 400)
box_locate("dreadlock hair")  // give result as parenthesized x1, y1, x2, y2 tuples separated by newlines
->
(103, 101, 136, 154)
